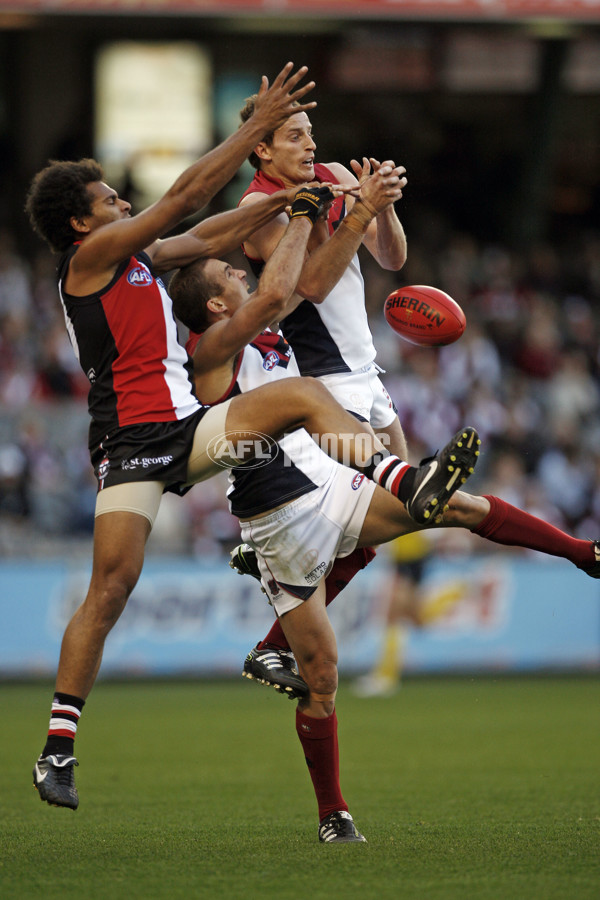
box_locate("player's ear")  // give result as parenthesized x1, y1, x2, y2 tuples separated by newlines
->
(254, 141, 272, 163)
(207, 297, 227, 315)
(70, 215, 91, 235)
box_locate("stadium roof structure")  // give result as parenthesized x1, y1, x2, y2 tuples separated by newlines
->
(0, 0, 600, 25)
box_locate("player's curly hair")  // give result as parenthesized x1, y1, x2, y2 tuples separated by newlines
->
(25, 158, 104, 254)
(169, 259, 224, 334)
(239, 94, 300, 170)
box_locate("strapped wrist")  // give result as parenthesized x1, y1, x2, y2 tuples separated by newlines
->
(344, 199, 376, 234)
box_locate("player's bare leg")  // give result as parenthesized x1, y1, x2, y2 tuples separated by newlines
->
(279, 584, 338, 719)
(33, 508, 152, 809)
(223, 377, 387, 468)
(375, 415, 409, 461)
(55, 510, 151, 699)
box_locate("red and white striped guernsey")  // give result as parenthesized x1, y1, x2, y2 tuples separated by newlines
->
(58, 246, 200, 448)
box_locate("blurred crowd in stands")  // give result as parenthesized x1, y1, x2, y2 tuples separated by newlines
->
(1, 222, 600, 560)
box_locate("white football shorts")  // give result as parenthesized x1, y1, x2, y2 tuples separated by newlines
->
(239, 465, 376, 616)
(318, 363, 397, 428)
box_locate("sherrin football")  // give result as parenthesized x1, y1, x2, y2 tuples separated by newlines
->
(384, 285, 466, 347)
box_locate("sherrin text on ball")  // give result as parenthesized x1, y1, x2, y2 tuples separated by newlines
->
(384, 285, 466, 347)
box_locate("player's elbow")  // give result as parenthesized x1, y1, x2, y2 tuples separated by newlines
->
(381, 249, 407, 272)
(260, 287, 290, 319)
(164, 181, 215, 220)
(304, 290, 327, 305)
(161, 189, 198, 223)
(295, 276, 326, 304)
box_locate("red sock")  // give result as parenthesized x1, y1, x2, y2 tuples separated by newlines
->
(257, 620, 289, 651)
(473, 495, 594, 567)
(325, 547, 376, 606)
(257, 547, 377, 652)
(296, 708, 347, 821)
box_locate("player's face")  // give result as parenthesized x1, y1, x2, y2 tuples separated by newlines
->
(207, 260, 250, 312)
(263, 111, 316, 186)
(84, 182, 132, 229)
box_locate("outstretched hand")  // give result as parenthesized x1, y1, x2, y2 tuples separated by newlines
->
(253, 62, 317, 135)
(350, 157, 373, 187)
(351, 157, 408, 215)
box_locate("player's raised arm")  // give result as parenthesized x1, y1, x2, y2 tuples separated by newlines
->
(288, 160, 406, 302)
(149, 188, 298, 273)
(173, 187, 334, 374)
(350, 157, 408, 271)
(69, 63, 316, 279)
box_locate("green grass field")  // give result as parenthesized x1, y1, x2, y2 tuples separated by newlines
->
(1, 676, 598, 900)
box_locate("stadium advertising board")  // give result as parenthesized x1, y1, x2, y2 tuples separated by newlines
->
(1, 0, 600, 21)
(2, 555, 599, 677)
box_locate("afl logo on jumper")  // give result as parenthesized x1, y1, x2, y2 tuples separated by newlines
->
(351, 473, 365, 490)
(263, 351, 279, 371)
(127, 266, 153, 286)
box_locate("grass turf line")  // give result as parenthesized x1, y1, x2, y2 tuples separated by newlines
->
(1, 677, 598, 900)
